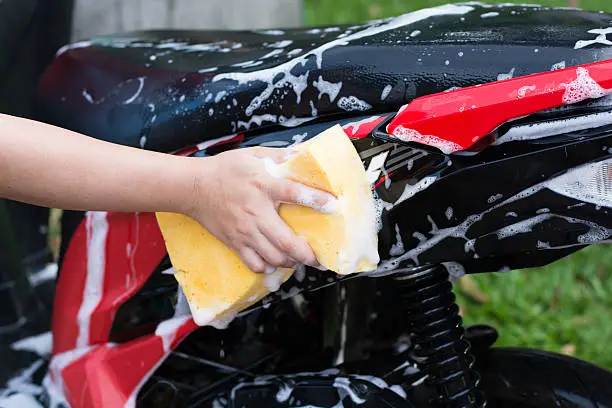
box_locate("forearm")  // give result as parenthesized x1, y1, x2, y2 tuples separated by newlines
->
(0, 113, 205, 214)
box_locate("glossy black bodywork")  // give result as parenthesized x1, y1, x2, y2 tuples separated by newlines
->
(22, 2, 612, 407)
(37, 3, 612, 152)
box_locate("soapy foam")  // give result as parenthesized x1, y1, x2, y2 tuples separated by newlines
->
(0, 393, 43, 408)
(445, 206, 454, 220)
(263, 268, 289, 292)
(28, 263, 58, 286)
(574, 27, 612, 49)
(11, 332, 52, 357)
(394, 176, 437, 206)
(480, 11, 500, 18)
(268, 40, 293, 49)
(192, 301, 233, 326)
(337, 96, 372, 112)
(295, 185, 340, 213)
(236, 113, 277, 130)
(494, 110, 612, 145)
(389, 224, 405, 256)
(154, 316, 191, 353)
(391, 125, 463, 154)
(381, 85, 393, 100)
(517, 85, 536, 98)
(212, 4, 473, 117)
(373, 160, 612, 274)
(497, 67, 516, 81)
(561, 67, 611, 105)
(76, 212, 108, 348)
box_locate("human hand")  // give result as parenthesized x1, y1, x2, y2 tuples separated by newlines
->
(184, 146, 337, 273)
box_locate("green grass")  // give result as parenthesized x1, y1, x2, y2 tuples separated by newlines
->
(305, 0, 612, 369)
(305, 0, 610, 25)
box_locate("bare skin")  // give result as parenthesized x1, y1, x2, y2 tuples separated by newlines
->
(0, 114, 335, 272)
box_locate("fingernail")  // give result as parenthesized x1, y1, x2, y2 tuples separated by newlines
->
(264, 265, 277, 275)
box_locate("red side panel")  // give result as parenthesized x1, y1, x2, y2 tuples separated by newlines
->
(52, 212, 167, 354)
(387, 59, 612, 153)
(58, 319, 197, 408)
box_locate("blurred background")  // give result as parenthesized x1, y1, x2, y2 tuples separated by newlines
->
(306, 0, 612, 370)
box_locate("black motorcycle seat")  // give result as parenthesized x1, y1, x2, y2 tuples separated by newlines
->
(36, 3, 612, 153)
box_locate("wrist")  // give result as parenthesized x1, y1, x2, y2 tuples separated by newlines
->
(174, 156, 217, 218)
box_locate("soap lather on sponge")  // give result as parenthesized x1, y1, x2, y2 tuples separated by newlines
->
(156, 124, 380, 327)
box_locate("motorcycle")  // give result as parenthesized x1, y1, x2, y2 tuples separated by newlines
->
(2, 2, 612, 407)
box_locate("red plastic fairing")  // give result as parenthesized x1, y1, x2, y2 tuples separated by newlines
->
(52, 319, 197, 407)
(387, 59, 612, 153)
(343, 115, 387, 139)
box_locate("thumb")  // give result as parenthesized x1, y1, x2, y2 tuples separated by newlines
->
(270, 179, 339, 213)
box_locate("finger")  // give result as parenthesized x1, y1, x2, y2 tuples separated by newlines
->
(269, 179, 339, 213)
(257, 208, 318, 266)
(250, 229, 295, 268)
(239, 247, 266, 273)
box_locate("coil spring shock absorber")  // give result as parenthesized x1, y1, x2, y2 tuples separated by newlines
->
(396, 264, 486, 407)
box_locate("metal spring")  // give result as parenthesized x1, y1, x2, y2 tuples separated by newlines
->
(396, 265, 486, 407)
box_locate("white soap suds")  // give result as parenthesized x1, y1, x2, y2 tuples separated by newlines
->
(394, 176, 437, 207)
(389, 224, 405, 256)
(260, 49, 284, 60)
(259, 29, 285, 36)
(192, 301, 233, 326)
(76, 212, 108, 348)
(333, 378, 366, 404)
(373, 158, 612, 274)
(494, 111, 612, 145)
(381, 85, 393, 100)
(295, 186, 339, 213)
(198, 67, 218, 73)
(445, 206, 454, 220)
(517, 85, 536, 98)
(236, 113, 277, 130)
(574, 28, 612, 49)
(275, 384, 293, 403)
(212, 4, 473, 116)
(561, 67, 611, 105)
(11, 332, 52, 357)
(337, 96, 372, 112)
(268, 40, 293, 49)
(443, 262, 466, 279)
(391, 125, 463, 154)
(263, 268, 290, 292)
(480, 11, 500, 18)
(28, 263, 58, 286)
(0, 393, 43, 408)
(154, 316, 191, 353)
(551, 61, 566, 71)
(497, 67, 516, 81)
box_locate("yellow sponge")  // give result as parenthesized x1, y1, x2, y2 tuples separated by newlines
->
(156, 124, 379, 326)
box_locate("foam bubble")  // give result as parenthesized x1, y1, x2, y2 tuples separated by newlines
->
(337, 95, 372, 112)
(391, 125, 462, 154)
(561, 67, 610, 105)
